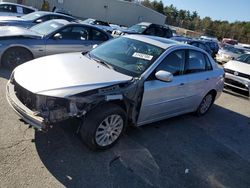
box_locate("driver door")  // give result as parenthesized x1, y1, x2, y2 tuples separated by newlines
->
(137, 49, 196, 125)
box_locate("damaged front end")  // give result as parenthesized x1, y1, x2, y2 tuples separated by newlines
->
(6, 75, 143, 132)
(6, 78, 75, 131)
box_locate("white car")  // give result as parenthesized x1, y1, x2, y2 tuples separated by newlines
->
(216, 45, 246, 64)
(0, 2, 37, 17)
(6, 35, 224, 150)
(224, 53, 250, 97)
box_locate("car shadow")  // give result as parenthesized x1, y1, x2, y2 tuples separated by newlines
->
(34, 105, 250, 188)
(0, 68, 11, 80)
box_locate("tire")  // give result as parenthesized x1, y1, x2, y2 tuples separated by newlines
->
(196, 92, 215, 116)
(80, 103, 126, 150)
(1, 47, 33, 70)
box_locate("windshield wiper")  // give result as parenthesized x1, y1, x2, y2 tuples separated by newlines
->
(87, 53, 113, 69)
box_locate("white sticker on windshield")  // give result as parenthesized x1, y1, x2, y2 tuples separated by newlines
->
(132, 52, 153, 61)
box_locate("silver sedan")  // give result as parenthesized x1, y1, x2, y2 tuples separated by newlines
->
(0, 19, 112, 69)
(6, 35, 224, 150)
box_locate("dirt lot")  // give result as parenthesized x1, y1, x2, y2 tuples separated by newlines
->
(0, 68, 250, 188)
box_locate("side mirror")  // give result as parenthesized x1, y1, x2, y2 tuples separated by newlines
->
(155, 70, 173, 82)
(35, 19, 42, 23)
(53, 33, 62, 40)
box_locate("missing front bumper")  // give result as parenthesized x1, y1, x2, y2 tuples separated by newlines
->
(6, 81, 49, 131)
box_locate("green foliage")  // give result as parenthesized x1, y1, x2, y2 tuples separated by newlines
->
(141, 0, 250, 43)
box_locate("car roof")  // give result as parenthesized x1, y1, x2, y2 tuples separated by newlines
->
(124, 35, 180, 49)
(0, 2, 37, 10)
(31, 11, 75, 19)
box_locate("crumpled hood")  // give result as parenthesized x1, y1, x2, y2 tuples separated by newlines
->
(0, 26, 41, 38)
(13, 53, 132, 98)
(224, 60, 250, 75)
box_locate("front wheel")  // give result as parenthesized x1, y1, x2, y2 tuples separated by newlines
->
(196, 92, 215, 116)
(1, 47, 33, 69)
(80, 103, 126, 150)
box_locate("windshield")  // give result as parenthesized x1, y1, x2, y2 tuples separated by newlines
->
(236, 54, 250, 64)
(128, 24, 148, 33)
(30, 20, 64, 35)
(21, 12, 44, 21)
(89, 37, 164, 77)
(224, 45, 245, 54)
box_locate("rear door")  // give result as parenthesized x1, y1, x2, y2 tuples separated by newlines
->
(182, 49, 215, 107)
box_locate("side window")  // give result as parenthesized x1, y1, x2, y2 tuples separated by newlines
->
(144, 27, 156, 35)
(59, 26, 90, 40)
(91, 29, 108, 41)
(0, 4, 16, 13)
(22, 7, 34, 14)
(185, 50, 211, 74)
(156, 50, 185, 76)
(164, 28, 173, 38)
(154, 27, 165, 37)
(58, 16, 74, 22)
(16, 6, 23, 14)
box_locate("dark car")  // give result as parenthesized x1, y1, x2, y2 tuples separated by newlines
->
(201, 39, 219, 57)
(112, 22, 173, 38)
(187, 40, 213, 56)
(0, 11, 76, 28)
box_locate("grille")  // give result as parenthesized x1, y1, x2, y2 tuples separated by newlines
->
(224, 78, 247, 89)
(13, 79, 37, 110)
(224, 68, 250, 80)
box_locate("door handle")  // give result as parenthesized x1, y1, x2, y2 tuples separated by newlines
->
(206, 78, 210, 81)
(179, 83, 185, 86)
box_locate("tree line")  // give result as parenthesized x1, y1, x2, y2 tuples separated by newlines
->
(141, 0, 250, 43)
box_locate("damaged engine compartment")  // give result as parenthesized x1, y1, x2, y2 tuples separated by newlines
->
(12, 77, 143, 131)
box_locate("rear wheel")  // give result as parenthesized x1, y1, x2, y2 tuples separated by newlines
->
(2, 47, 33, 69)
(196, 92, 215, 116)
(80, 103, 126, 150)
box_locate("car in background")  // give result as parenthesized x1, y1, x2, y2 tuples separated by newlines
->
(187, 40, 213, 56)
(0, 2, 37, 17)
(6, 35, 224, 150)
(112, 22, 173, 38)
(0, 11, 76, 28)
(82, 18, 113, 33)
(201, 39, 219, 58)
(216, 44, 246, 64)
(0, 19, 112, 69)
(223, 53, 250, 97)
(200, 35, 219, 42)
(222, 38, 238, 45)
(170, 36, 192, 43)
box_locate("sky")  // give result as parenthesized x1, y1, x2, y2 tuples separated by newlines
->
(162, 0, 250, 22)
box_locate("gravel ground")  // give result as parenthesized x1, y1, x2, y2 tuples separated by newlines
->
(0, 68, 250, 188)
